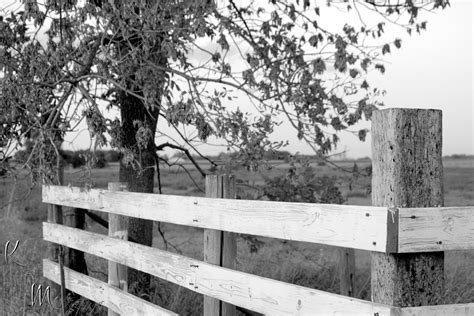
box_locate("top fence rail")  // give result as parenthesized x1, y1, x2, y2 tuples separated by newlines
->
(42, 185, 474, 253)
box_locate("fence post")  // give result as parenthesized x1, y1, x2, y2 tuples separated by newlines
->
(339, 248, 356, 297)
(204, 174, 237, 316)
(47, 165, 64, 305)
(108, 182, 129, 316)
(371, 108, 444, 306)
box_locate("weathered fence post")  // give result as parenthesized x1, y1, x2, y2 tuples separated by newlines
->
(339, 248, 356, 297)
(47, 165, 64, 305)
(108, 182, 129, 316)
(204, 174, 237, 316)
(371, 108, 444, 306)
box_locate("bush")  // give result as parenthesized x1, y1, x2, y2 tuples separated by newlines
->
(104, 150, 120, 162)
(70, 154, 86, 168)
(262, 163, 345, 204)
(238, 161, 346, 255)
(93, 151, 107, 168)
(61, 150, 116, 168)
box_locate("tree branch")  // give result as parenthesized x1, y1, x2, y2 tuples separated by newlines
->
(155, 142, 206, 178)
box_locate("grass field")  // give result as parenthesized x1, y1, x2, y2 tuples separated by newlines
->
(0, 157, 473, 315)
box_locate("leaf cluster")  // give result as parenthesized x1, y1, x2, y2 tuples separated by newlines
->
(262, 160, 345, 204)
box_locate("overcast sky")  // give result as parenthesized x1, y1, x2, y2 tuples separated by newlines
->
(222, 0, 474, 158)
(340, 0, 473, 158)
(269, 0, 473, 158)
(1, 1, 472, 158)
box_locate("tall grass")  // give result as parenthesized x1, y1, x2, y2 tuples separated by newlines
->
(0, 227, 56, 315)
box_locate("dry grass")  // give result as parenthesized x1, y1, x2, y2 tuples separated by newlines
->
(0, 158, 473, 315)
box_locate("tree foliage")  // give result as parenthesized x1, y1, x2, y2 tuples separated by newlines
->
(0, 0, 450, 178)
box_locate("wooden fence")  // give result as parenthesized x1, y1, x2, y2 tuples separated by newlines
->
(41, 108, 474, 315)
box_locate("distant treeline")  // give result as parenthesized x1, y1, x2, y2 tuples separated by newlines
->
(443, 154, 474, 159)
(208, 150, 292, 161)
(60, 150, 120, 168)
(14, 149, 121, 169)
(12, 147, 472, 171)
(190, 151, 372, 163)
(169, 150, 292, 162)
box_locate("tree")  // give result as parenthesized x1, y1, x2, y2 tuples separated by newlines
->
(0, 0, 449, 307)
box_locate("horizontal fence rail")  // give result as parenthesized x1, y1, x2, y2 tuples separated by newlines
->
(43, 185, 474, 253)
(43, 259, 176, 316)
(42, 221, 474, 316)
(42, 222, 398, 315)
(398, 206, 474, 252)
(400, 304, 474, 316)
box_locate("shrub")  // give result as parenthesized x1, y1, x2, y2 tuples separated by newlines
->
(239, 160, 346, 254)
(70, 154, 86, 168)
(104, 150, 120, 162)
(93, 151, 107, 169)
(61, 150, 112, 169)
(262, 162, 345, 204)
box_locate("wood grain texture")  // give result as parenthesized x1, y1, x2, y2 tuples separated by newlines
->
(371, 108, 444, 306)
(42, 186, 474, 255)
(204, 175, 237, 316)
(43, 185, 390, 252)
(43, 222, 398, 315)
(400, 303, 474, 316)
(108, 182, 129, 316)
(204, 175, 223, 316)
(398, 206, 474, 252)
(43, 259, 177, 315)
(339, 248, 356, 297)
(43, 185, 104, 210)
(45, 167, 64, 303)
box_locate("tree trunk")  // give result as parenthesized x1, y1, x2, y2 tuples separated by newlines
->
(118, 91, 158, 299)
(108, 1, 166, 299)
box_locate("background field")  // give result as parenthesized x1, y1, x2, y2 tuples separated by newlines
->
(1, 157, 473, 315)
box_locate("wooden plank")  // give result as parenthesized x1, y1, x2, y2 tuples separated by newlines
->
(42, 185, 474, 253)
(43, 222, 398, 316)
(338, 248, 356, 297)
(204, 175, 223, 316)
(400, 303, 474, 316)
(43, 259, 176, 316)
(43, 185, 103, 210)
(398, 206, 474, 252)
(45, 166, 64, 306)
(43, 185, 390, 252)
(204, 175, 237, 316)
(371, 108, 444, 306)
(108, 182, 129, 316)
(221, 175, 237, 275)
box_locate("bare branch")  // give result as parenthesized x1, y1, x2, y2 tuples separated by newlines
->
(155, 142, 206, 178)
